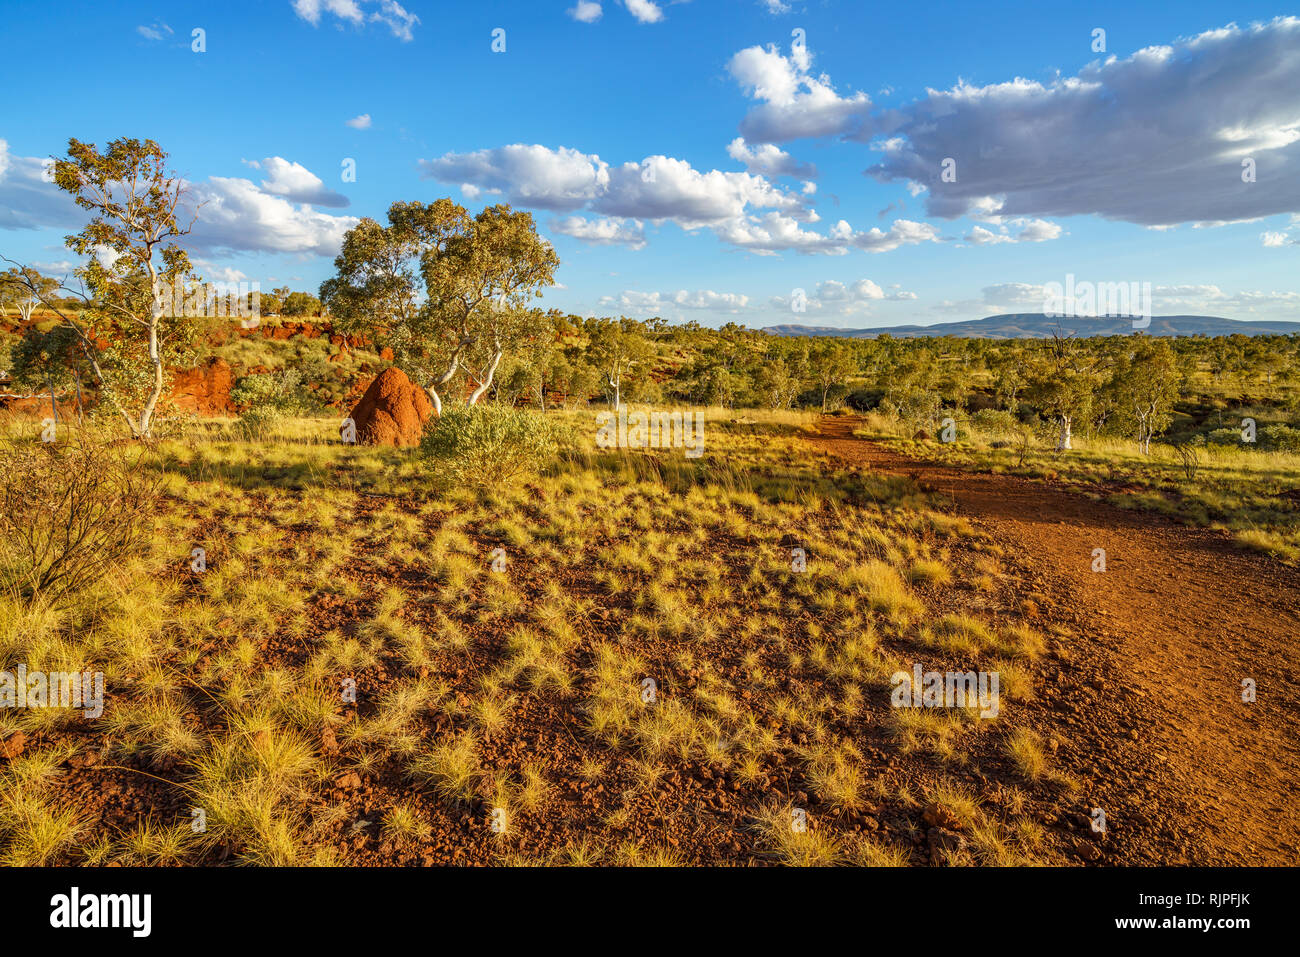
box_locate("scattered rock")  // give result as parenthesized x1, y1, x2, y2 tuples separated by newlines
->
(922, 803, 964, 831)
(67, 750, 99, 769)
(927, 826, 968, 864)
(0, 732, 27, 760)
(1074, 840, 1103, 862)
(336, 771, 363, 790)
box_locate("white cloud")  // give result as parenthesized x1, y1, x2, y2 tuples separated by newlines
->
(192, 260, 249, 283)
(568, 1, 602, 23)
(292, 0, 419, 41)
(770, 277, 917, 315)
(964, 218, 1062, 245)
(136, 23, 173, 41)
(421, 144, 609, 211)
(420, 143, 818, 236)
(728, 39, 873, 143)
(187, 177, 360, 256)
(292, 0, 363, 26)
(371, 1, 419, 41)
(759, 0, 791, 12)
(551, 215, 646, 249)
(0, 141, 82, 231)
(256, 157, 350, 208)
(851, 219, 941, 253)
(623, 0, 664, 24)
(345, 113, 372, 129)
(423, 143, 938, 256)
(599, 289, 750, 315)
(727, 137, 816, 178)
(715, 212, 850, 255)
(867, 17, 1300, 227)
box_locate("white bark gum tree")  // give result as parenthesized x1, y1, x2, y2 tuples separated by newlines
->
(321, 201, 556, 416)
(2, 138, 197, 439)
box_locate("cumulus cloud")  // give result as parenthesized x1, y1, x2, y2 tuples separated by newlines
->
(550, 215, 646, 249)
(568, 1, 602, 22)
(0, 140, 82, 231)
(421, 143, 938, 255)
(191, 260, 249, 283)
(346, 113, 372, 129)
(424, 143, 820, 228)
(940, 280, 1300, 320)
(728, 39, 873, 143)
(623, 0, 664, 24)
(0, 141, 357, 259)
(964, 218, 1062, 245)
(255, 157, 350, 208)
(292, 0, 419, 41)
(769, 277, 918, 316)
(186, 176, 359, 257)
(599, 289, 750, 315)
(866, 17, 1300, 227)
(727, 137, 817, 178)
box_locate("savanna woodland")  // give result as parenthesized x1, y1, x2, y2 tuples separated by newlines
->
(2, 134, 1297, 875)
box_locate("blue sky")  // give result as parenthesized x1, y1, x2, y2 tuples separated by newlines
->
(1, 0, 1298, 328)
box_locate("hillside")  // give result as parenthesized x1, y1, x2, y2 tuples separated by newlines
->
(763, 313, 1300, 339)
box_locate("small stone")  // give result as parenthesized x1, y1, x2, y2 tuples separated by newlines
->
(927, 826, 968, 864)
(67, 750, 99, 769)
(922, 803, 963, 831)
(0, 732, 27, 760)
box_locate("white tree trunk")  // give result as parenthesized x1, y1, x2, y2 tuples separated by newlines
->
(1056, 416, 1073, 451)
(468, 347, 503, 405)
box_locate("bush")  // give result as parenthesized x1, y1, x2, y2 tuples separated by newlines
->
(1260, 423, 1300, 452)
(971, 408, 1019, 435)
(0, 432, 159, 603)
(419, 404, 559, 488)
(231, 370, 317, 438)
(1207, 427, 1244, 446)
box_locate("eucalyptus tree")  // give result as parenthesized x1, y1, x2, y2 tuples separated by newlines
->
(321, 200, 557, 413)
(2, 137, 200, 438)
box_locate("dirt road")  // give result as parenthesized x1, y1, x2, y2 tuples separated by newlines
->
(811, 415, 1300, 865)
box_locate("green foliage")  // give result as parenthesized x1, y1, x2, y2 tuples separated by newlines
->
(971, 408, 1019, 434)
(231, 370, 317, 438)
(418, 404, 558, 488)
(1260, 423, 1300, 452)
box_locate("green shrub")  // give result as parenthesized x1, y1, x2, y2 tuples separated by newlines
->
(1207, 427, 1244, 446)
(971, 408, 1018, 435)
(230, 370, 316, 438)
(419, 404, 558, 488)
(1260, 423, 1300, 452)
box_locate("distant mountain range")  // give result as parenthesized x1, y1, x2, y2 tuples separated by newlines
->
(761, 313, 1300, 339)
